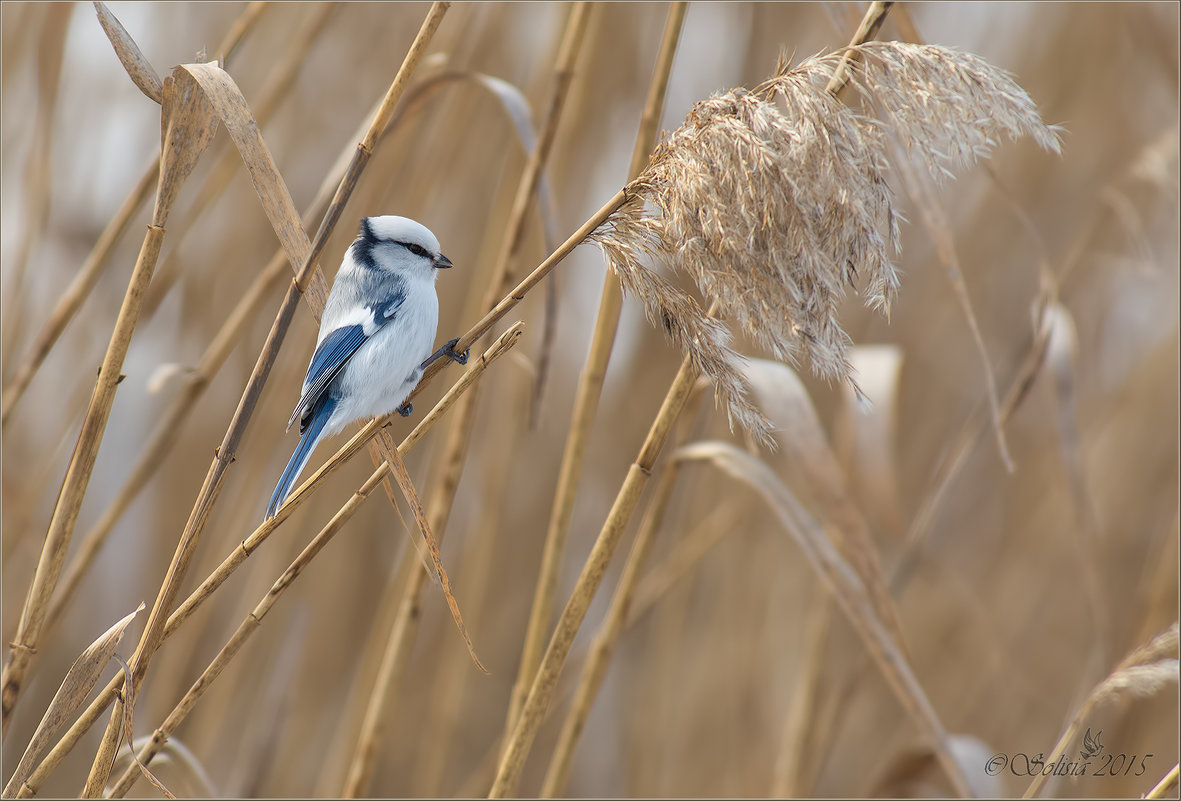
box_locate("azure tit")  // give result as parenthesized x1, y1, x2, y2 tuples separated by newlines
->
(265, 216, 468, 520)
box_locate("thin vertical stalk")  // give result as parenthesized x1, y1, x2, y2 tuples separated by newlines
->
(489, 334, 704, 798)
(771, 582, 833, 797)
(541, 378, 706, 796)
(505, 0, 687, 743)
(413, 386, 522, 797)
(0, 2, 72, 377)
(487, 4, 895, 792)
(102, 326, 523, 799)
(0, 0, 267, 427)
(15, 323, 519, 799)
(81, 7, 449, 794)
(340, 7, 593, 794)
(1, 70, 220, 738)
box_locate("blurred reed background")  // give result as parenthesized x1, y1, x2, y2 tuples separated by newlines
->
(1, 2, 1177, 798)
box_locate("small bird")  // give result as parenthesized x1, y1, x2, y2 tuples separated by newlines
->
(265, 215, 467, 520)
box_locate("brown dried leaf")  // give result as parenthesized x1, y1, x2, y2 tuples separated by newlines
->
(155, 67, 220, 225)
(674, 441, 970, 796)
(746, 356, 908, 658)
(381, 443, 487, 674)
(173, 62, 330, 311)
(92, 2, 162, 104)
(834, 344, 905, 538)
(4, 603, 144, 795)
(107, 653, 177, 799)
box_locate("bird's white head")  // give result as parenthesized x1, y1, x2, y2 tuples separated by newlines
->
(353, 215, 453, 278)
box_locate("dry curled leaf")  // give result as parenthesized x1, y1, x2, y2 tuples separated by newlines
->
(3, 603, 144, 796)
(674, 441, 971, 796)
(745, 356, 908, 656)
(93, 2, 163, 104)
(834, 344, 905, 538)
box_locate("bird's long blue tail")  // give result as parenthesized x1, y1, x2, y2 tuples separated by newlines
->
(265, 396, 336, 520)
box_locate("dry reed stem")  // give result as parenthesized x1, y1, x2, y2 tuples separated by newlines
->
(73, 66, 225, 795)
(1146, 762, 1180, 799)
(0, 161, 155, 429)
(1024, 622, 1180, 799)
(44, 250, 290, 636)
(82, 15, 449, 782)
(673, 440, 972, 797)
(103, 466, 392, 798)
(541, 376, 705, 796)
(490, 342, 700, 798)
(339, 537, 427, 797)
(506, 0, 686, 747)
(771, 581, 833, 797)
(823, 1, 892, 99)
(0, 3, 71, 380)
(1, 65, 220, 741)
(16, 324, 522, 797)
(0, 1, 267, 428)
(340, 8, 593, 793)
(891, 150, 1015, 472)
(412, 409, 517, 796)
(141, 2, 337, 318)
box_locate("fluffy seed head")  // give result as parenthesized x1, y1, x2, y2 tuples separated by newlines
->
(592, 42, 1062, 445)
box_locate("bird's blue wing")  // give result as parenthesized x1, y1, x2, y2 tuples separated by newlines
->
(288, 325, 365, 432)
(287, 289, 406, 432)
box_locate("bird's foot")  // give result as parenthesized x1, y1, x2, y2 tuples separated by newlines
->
(396, 401, 413, 418)
(442, 337, 470, 365)
(420, 337, 471, 370)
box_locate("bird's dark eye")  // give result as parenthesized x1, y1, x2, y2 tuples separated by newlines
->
(404, 242, 429, 258)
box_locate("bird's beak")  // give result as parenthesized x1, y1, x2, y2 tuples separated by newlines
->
(434, 253, 453, 269)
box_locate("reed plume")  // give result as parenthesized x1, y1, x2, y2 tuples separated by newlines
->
(593, 41, 1062, 443)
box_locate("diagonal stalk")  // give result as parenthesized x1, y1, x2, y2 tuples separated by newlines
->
(339, 5, 593, 794)
(489, 336, 704, 798)
(80, 6, 450, 794)
(541, 377, 707, 796)
(0, 1, 267, 428)
(0, 69, 220, 740)
(102, 326, 523, 799)
(504, 0, 687, 744)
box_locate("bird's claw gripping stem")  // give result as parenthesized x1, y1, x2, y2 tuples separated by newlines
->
(421, 337, 470, 369)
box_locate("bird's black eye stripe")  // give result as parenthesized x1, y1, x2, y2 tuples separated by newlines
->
(400, 241, 430, 258)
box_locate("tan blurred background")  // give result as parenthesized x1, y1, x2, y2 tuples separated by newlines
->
(1, 2, 1177, 797)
